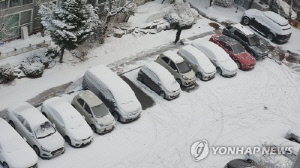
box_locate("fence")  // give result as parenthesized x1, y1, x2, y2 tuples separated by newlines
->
(0, 40, 51, 60)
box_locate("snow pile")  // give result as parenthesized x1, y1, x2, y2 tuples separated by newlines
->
(0, 64, 16, 84)
(164, 2, 199, 28)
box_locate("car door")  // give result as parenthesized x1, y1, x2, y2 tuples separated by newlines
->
(23, 120, 36, 146)
(83, 103, 94, 124)
(169, 60, 179, 77)
(159, 57, 171, 71)
(141, 69, 152, 88)
(147, 70, 161, 93)
(76, 98, 93, 125)
(52, 111, 65, 136)
(15, 115, 28, 140)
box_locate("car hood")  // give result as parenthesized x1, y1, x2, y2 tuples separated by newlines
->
(37, 132, 65, 151)
(250, 45, 268, 54)
(236, 52, 256, 65)
(68, 123, 93, 140)
(5, 147, 38, 168)
(95, 114, 115, 126)
(119, 100, 141, 115)
(220, 59, 238, 71)
(182, 70, 195, 79)
(201, 63, 216, 74)
(164, 80, 180, 92)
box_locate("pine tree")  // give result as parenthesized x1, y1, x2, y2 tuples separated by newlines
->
(39, 0, 100, 62)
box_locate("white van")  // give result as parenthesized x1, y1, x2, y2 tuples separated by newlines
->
(83, 65, 142, 123)
(192, 39, 238, 77)
(178, 45, 216, 81)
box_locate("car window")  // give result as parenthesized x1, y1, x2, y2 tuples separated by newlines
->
(84, 104, 92, 115)
(24, 121, 32, 133)
(17, 115, 25, 124)
(77, 98, 85, 106)
(235, 30, 248, 42)
(169, 61, 177, 71)
(223, 43, 232, 51)
(161, 57, 170, 64)
(149, 69, 159, 81)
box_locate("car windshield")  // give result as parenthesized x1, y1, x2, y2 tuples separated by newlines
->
(232, 44, 245, 54)
(91, 104, 109, 118)
(34, 121, 56, 139)
(248, 35, 260, 46)
(177, 61, 191, 73)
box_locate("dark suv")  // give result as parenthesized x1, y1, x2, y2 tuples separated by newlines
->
(222, 24, 269, 60)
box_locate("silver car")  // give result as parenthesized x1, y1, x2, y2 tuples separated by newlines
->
(156, 50, 196, 87)
(72, 90, 116, 134)
(7, 102, 65, 159)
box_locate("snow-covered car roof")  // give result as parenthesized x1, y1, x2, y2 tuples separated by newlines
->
(179, 45, 213, 67)
(233, 24, 254, 36)
(76, 90, 103, 107)
(8, 102, 48, 128)
(85, 65, 138, 103)
(43, 97, 86, 127)
(141, 61, 177, 84)
(0, 118, 24, 145)
(263, 11, 288, 25)
(161, 50, 184, 64)
(192, 39, 229, 60)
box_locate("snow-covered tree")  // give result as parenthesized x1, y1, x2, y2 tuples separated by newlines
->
(39, 0, 100, 62)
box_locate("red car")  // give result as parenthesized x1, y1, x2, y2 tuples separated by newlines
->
(210, 34, 256, 70)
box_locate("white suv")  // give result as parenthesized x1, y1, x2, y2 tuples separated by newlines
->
(7, 102, 65, 159)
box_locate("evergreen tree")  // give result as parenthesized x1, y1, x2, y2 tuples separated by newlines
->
(39, 0, 100, 62)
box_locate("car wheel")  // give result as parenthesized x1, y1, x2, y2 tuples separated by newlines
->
(91, 125, 97, 133)
(3, 162, 9, 168)
(8, 121, 15, 129)
(176, 79, 182, 85)
(267, 33, 274, 42)
(159, 91, 166, 99)
(242, 16, 250, 25)
(196, 72, 202, 80)
(112, 111, 120, 122)
(64, 136, 72, 146)
(42, 112, 48, 118)
(216, 67, 223, 75)
(235, 61, 242, 69)
(33, 146, 40, 156)
(137, 75, 143, 82)
(246, 159, 254, 163)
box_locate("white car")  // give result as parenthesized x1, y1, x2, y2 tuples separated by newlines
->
(72, 90, 116, 134)
(267, 138, 300, 161)
(138, 62, 181, 100)
(241, 9, 292, 43)
(0, 118, 38, 168)
(83, 65, 142, 123)
(192, 39, 238, 77)
(7, 102, 65, 159)
(42, 97, 94, 148)
(178, 45, 216, 81)
(245, 152, 293, 168)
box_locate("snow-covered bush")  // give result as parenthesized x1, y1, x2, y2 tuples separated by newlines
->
(20, 61, 44, 78)
(164, 2, 199, 28)
(0, 64, 16, 84)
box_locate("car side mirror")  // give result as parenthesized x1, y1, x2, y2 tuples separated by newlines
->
(61, 124, 65, 128)
(158, 82, 161, 85)
(23, 137, 27, 141)
(52, 123, 56, 128)
(195, 64, 199, 67)
(213, 59, 217, 62)
(82, 115, 85, 119)
(29, 133, 34, 137)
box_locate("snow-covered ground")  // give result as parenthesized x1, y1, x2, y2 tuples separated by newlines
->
(31, 57, 300, 168)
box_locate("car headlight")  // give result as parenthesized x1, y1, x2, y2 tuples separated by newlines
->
(41, 146, 51, 153)
(182, 75, 188, 80)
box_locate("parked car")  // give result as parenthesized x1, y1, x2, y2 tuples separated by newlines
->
(224, 159, 256, 168)
(178, 45, 216, 81)
(0, 118, 38, 168)
(210, 34, 256, 70)
(267, 138, 300, 161)
(42, 97, 94, 148)
(7, 102, 65, 159)
(286, 126, 300, 143)
(138, 62, 181, 100)
(222, 23, 269, 59)
(241, 9, 292, 43)
(214, 0, 233, 7)
(72, 90, 116, 134)
(156, 50, 196, 86)
(245, 152, 293, 168)
(192, 39, 238, 77)
(83, 65, 142, 123)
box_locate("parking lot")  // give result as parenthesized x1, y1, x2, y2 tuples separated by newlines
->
(32, 56, 300, 168)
